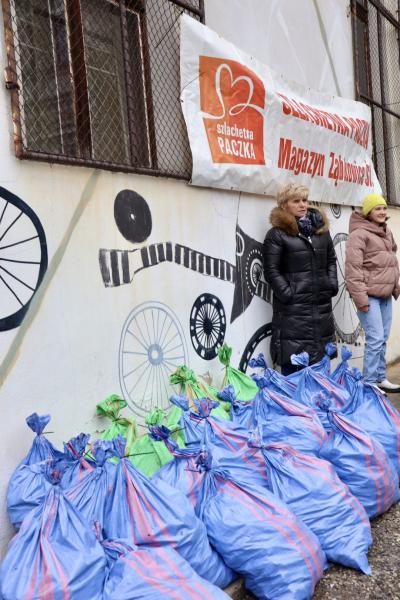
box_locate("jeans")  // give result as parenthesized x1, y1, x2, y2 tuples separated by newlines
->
(357, 296, 392, 383)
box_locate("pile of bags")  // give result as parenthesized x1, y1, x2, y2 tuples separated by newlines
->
(1, 343, 400, 600)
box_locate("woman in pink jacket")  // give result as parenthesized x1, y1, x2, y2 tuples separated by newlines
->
(345, 193, 400, 392)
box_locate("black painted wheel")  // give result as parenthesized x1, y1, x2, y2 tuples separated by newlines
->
(239, 322, 273, 372)
(245, 247, 263, 295)
(190, 293, 226, 360)
(0, 187, 48, 331)
(332, 232, 362, 344)
(330, 204, 342, 219)
(114, 189, 152, 243)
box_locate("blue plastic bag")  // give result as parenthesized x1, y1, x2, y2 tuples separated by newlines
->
(104, 436, 234, 589)
(6, 458, 67, 530)
(249, 347, 337, 393)
(1, 472, 106, 600)
(341, 378, 400, 474)
(310, 342, 337, 374)
(65, 439, 117, 528)
(171, 396, 253, 452)
(192, 450, 326, 600)
(218, 384, 253, 428)
(152, 429, 268, 502)
(21, 413, 63, 465)
(156, 444, 326, 599)
(331, 347, 362, 397)
(7, 414, 66, 529)
(319, 404, 400, 518)
(249, 354, 297, 398)
(248, 438, 372, 573)
(102, 537, 230, 599)
(7, 462, 53, 530)
(250, 375, 326, 455)
(151, 443, 205, 508)
(286, 343, 337, 385)
(330, 347, 358, 392)
(170, 395, 228, 447)
(292, 353, 350, 427)
(170, 396, 269, 479)
(61, 432, 93, 489)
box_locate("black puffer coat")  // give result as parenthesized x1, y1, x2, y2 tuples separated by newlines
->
(263, 207, 338, 366)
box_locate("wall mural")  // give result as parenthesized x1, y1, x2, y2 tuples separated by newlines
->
(330, 204, 342, 219)
(190, 293, 226, 360)
(119, 301, 188, 417)
(114, 189, 153, 244)
(0, 187, 48, 332)
(332, 231, 362, 345)
(99, 189, 362, 414)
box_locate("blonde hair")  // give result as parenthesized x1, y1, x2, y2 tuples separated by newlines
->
(277, 183, 309, 208)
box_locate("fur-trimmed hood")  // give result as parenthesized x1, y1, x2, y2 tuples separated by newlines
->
(269, 207, 329, 236)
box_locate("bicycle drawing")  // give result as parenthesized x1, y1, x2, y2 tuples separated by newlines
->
(332, 231, 363, 345)
(119, 301, 189, 417)
(0, 187, 48, 332)
(99, 190, 361, 414)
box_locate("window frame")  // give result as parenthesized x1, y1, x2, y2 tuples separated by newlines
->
(1, 0, 204, 180)
(351, 0, 400, 204)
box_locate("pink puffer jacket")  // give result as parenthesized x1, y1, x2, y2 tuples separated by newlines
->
(345, 211, 400, 309)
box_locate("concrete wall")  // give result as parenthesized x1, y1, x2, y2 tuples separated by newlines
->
(0, 0, 398, 555)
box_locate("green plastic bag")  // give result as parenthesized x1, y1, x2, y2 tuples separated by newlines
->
(165, 405, 187, 448)
(96, 395, 137, 444)
(96, 395, 137, 463)
(130, 409, 178, 477)
(170, 366, 230, 420)
(218, 344, 258, 402)
(96, 398, 182, 477)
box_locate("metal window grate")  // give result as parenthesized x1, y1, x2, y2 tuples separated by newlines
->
(351, 0, 400, 205)
(1, 0, 204, 179)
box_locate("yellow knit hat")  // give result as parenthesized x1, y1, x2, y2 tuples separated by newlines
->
(362, 193, 387, 216)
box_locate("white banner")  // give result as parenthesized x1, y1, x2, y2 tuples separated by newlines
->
(180, 15, 381, 206)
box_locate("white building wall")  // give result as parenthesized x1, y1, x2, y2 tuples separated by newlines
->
(0, 0, 399, 556)
(205, 0, 400, 360)
(205, 0, 354, 98)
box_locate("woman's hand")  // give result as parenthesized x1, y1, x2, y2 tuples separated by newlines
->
(359, 305, 369, 313)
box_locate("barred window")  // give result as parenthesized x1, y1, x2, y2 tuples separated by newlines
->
(1, 0, 204, 179)
(351, 0, 400, 205)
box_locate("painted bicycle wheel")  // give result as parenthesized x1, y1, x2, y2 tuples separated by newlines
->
(239, 322, 273, 372)
(119, 301, 188, 417)
(245, 247, 263, 296)
(330, 204, 342, 219)
(332, 232, 362, 344)
(114, 189, 152, 244)
(0, 187, 48, 331)
(190, 293, 226, 360)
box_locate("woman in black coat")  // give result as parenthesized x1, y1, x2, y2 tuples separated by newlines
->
(263, 183, 338, 375)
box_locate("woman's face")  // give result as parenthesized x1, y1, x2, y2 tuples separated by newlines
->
(285, 197, 309, 217)
(368, 204, 387, 225)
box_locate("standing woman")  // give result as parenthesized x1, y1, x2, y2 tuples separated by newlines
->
(345, 194, 400, 391)
(263, 183, 338, 375)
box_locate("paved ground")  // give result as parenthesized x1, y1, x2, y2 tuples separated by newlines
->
(227, 364, 400, 600)
(312, 501, 400, 600)
(235, 497, 400, 599)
